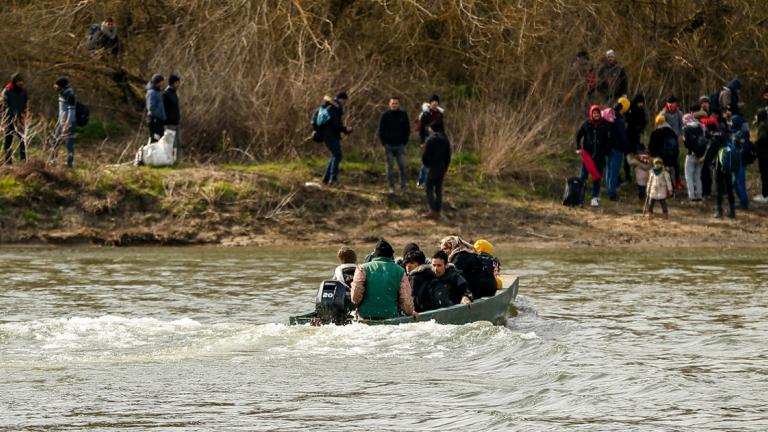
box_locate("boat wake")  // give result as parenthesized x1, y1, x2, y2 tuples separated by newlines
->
(0, 315, 541, 366)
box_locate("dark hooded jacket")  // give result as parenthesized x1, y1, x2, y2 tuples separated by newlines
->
(437, 265, 472, 305)
(449, 250, 497, 299)
(2, 78, 27, 119)
(318, 96, 347, 142)
(756, 120, 768, 160)
(409, 264, 438, 312)
(598, 60, 628, 99)
(145, 75, 166, 122)
(648, 124, 678, 160)
(576, 105, 611, 164)
(422, 132, 451, 173)
(163, 85, 181, 126)
(626, 94, 647, 152)
(719, 79, 742, 115)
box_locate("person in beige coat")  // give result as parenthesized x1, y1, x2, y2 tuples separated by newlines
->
(646, 158, 674, 219)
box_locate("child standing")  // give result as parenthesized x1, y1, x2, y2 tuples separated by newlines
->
(627, 149, 651, 201)
(646, 158, 674, 219)
(333, 247, 358, 287)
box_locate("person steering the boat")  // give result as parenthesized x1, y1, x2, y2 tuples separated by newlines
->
(431, 250, 472, 305)
(351, 238, 417, 320)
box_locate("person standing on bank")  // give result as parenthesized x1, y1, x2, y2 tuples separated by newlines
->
(146, 74, 166, 143)
(49, 78, 77, 168)
(1, 73, 28, 164)
(163, 74, 182, 162)
(416, 95, 444, 188)
(378, 96, 410, 193)
(421, 122, 451, 220)
(597, 49, 628, 103)
(319, 92, 352, 186)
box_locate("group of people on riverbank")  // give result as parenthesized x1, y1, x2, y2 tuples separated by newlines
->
(573, 49, 768, 219)
(312, 92, 450, 219)
(331, 237, 502, 320)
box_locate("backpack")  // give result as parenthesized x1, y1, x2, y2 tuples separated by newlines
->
(662, 134, 678, 161)
(310, 105, 332, 142)
(75, 100, 90, 127)
(422, 279, 454, 311)
(339, 266, 356, 287)
(718, 141, 742, 174)
(562, 177, 585, 206)
(86, 24, 101, 50)
(477, 252, 499, 278)
(684, 126, 707, 158)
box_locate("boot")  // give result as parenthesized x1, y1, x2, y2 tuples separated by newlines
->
(713, 209, 724, 219)
(728, 207, 736, 219)
(661, 213, 669, 220)
(423, 210, 441, 220)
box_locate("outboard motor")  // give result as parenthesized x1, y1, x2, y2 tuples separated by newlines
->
(315, 280, 353, 325)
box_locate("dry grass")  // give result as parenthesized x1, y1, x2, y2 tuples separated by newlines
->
(1, 0, 767, 175)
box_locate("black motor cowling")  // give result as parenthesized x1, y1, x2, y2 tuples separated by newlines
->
(315, 280, 353, 325)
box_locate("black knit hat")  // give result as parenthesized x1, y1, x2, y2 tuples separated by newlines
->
(55, 78, 69, 88)
(168, 74, 181, 85)
(429, 94, 440, 103)
(373, 238, 395, 259)
(402, 242, 420, 257)
(336, 91, 349, 100)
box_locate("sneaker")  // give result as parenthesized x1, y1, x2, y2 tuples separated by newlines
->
(388, 187, 395, 194)
(416, 181, 424, 189)
(713, 211, 724, 219)
(753, 195, 767, 203)
(590, 197, 599, 207)
(608, 195, 618, 202)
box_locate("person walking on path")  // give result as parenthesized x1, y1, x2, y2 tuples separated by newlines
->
(421, 122, 451, 220)
(317, 92, 351, 186)
(754, 110, 768, 203)
(378, 96, 410, 193)
(146, 74, 166, 143)
(163, 74, 182, 162)
(597, 49, 628, 103)
(415, 95, 444, 188)
(48, 78, 77, 168)
(576, 105, 611, 207)
(1, 73, 28, 164)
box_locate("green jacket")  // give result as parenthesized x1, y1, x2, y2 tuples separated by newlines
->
(358, 257, 404, 319)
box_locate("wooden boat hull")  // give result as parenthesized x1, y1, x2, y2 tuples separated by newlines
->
(289, 275, 519, 326)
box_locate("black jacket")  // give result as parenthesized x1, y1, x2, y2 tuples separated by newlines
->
(2, 85, 27, 118)
(319, 99, 346, 142)
(704, 132, 728, 171)
(598, 61, 628, 99)
(409, 264, 436, 312)
(379, 109, 410, 146)
(437, 265, 472, 305)
(422, 132, 451, 171)
(626, 105, 647, 151)
(576, 120, 611, 162)
(648, 126, 678, 160)
(163, 87, 181, 126)
(418, 109, 444, 143)
(450, 250, 497, 299)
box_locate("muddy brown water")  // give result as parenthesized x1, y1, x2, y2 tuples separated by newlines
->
(1, 246, 766, 431)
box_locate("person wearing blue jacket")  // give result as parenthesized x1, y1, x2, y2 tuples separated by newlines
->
(146, 74, 166, 143)
(48, 78, 77, 168)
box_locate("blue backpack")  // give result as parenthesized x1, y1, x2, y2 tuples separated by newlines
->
(718, 140, 742, 174)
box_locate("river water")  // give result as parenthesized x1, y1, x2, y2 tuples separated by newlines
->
(0, 246, 766, 431)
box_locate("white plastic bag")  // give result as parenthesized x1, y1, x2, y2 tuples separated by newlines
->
(140, 129, 176, 166)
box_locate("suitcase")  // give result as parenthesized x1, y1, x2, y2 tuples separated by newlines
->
(562, 177, 585, 207)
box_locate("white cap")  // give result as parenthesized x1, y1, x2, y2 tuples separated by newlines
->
(606, 49, 615, 57)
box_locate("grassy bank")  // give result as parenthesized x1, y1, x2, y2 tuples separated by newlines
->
(1, 147, 767, 249)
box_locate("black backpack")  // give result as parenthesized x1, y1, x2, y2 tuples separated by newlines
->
(75, 100, 90, 127)
(477, 253, 498, 279)
(562, 177, 585, 207)
(684, 126, 707, 158)
(662, 134, 678, 160)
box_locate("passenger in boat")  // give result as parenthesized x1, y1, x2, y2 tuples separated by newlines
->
(473, 239, 503, 290)
(431, 250, 472, 305)
(351, 239, 416, 320)
(440, 236, 497, 299)
(396, 242, 420, 268)
(403, 250, 454, 312)
(333, 247, 357, 287)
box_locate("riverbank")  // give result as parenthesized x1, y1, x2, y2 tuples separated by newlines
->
(1, 158, 767, 250)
